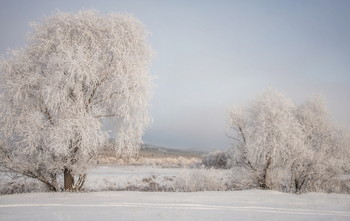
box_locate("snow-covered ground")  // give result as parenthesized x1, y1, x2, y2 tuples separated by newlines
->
(0, 165, 230, 193)
(1, 165, 349, 220)
(1, 190, 350, 221)
(84, 165, 230, 191)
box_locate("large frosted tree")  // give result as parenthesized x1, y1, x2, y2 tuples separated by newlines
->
(0, 10, 153, 191)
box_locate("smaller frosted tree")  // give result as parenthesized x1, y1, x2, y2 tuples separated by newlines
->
(0, 10, 153, 191)
(228, 90, 348, 193)
(231, 90, 304, 189)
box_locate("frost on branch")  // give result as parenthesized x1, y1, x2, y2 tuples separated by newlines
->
(0, 10, 153, 191)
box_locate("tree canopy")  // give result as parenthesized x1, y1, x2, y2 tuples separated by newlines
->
(0, 10, 153, 191)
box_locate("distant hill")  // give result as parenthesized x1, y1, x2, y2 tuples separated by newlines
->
(99, 140, 204, 159)
(140, 144, 204, 158)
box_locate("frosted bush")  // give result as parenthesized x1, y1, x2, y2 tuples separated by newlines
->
(227, 167, 258, 190)
(174, 167, 227, 192)
(0, 174, 48, 194)
(202, 151, 229, 169)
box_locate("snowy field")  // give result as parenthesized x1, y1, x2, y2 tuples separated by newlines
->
(1, 190, 350, 221)
(83, 165, 231, 191)
(0, 166, 350, 220)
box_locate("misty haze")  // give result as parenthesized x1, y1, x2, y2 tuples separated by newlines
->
(0, 1, 349, 221)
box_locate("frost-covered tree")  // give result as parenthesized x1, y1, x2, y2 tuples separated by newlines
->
(228, 90, 349, 193)
(228, 90, 303, 189)
(0, 10, 153, 191)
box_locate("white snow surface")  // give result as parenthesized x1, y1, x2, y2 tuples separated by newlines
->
(1, 166, 350, 220)
(84, 165, 230, 191)
(0, 190, 350, 221)
(85, 165, 184, 189)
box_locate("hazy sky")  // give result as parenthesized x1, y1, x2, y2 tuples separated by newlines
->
(1, 0, 350, 151)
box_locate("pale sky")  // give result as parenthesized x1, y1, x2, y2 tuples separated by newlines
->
(1, 0, 350, 151)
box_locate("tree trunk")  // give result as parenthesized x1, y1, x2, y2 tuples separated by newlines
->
(75, 174, 87, 191)
(64, 168, 74, 191)
(259, 157, 272, 189)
